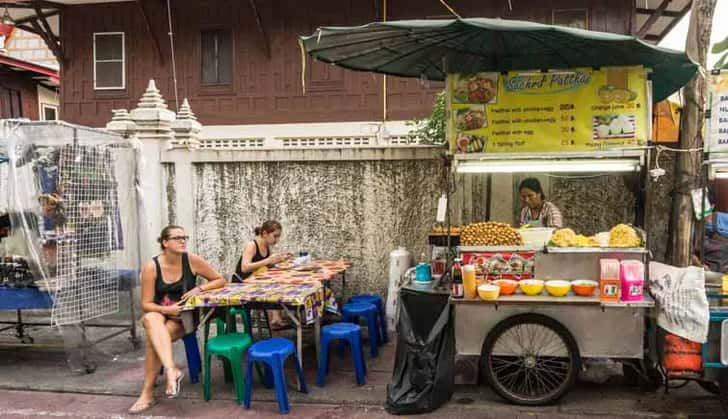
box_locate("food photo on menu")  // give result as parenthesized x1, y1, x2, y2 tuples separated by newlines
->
(453, 73, 499, 104)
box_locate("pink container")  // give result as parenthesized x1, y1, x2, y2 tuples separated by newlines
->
(619, 260, 644, 302)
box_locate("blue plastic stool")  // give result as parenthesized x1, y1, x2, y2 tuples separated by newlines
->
(341, 302, 380, 358)
(317, 323, 366, 386)
(244, 338, 308, 414)
(349, 294, 388, 344)
(160, 332, 202, 384)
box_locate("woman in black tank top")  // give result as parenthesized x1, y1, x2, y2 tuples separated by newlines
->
(233, 220, 292, 282)
(234, 220, 292, 330)
(128, 225, 226, 414)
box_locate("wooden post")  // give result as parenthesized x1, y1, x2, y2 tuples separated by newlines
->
(669, 0, 717, 266)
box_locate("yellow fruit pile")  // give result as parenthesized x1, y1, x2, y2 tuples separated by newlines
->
(608, 224, 642, 247)
(461, 222, 523, 246)
(551, 228, 577, 246)
(574, 235, 599, 247)
(551, 228, 599, 247)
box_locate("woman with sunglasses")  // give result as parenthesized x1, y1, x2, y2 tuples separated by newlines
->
(128, 225, 225, 414)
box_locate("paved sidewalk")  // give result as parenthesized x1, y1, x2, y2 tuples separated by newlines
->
(0, 317, 723, 418)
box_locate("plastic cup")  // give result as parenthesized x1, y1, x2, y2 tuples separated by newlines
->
(463, 264, 477, 299)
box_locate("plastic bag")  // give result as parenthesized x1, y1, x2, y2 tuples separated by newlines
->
(385, 288, 454, 415)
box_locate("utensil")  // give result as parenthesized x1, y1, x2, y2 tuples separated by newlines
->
(571, 279, 598, 296)
(545, 280, 571, 297)
(478, 284, 500, 300)
(519, 279, 544, 296)
(494, 279, 518, 295)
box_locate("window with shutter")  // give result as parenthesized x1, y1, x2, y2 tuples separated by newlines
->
(93, 32, 125, 90)
(201, 29, 233, 86)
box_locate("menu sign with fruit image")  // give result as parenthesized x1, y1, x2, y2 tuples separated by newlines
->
(448, 66, 648, 154)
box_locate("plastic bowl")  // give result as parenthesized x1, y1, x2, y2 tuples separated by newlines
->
(545, 280, 572, 297)
(519, 279, 544, 296)
(478, 284, 500, 301)
(494, 279, 518, 295)
(571, 279, 599, 296)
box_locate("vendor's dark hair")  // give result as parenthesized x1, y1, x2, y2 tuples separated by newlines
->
(158, 224, 184, 250)
(519, 178, 546, 200)
(255, 220, 282, 236)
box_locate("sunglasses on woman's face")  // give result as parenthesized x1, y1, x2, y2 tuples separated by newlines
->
(167, 235, 189, 242)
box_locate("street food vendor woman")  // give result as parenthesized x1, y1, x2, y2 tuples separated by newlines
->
(518, 178, 564, 229)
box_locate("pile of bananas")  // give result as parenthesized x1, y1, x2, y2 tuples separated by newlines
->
(551, 228, 576, 246)
(461, 221, 523, 246)
(551, 228, 599, 247)
(608, 224, 642, 247)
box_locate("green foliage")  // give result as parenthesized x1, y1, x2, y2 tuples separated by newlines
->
(407, 90, 447, 145)
(712, 35, 728, 69)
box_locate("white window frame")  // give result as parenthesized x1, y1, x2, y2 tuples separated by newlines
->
(41, 103, 58, 121)
(93, 32, 125, 90)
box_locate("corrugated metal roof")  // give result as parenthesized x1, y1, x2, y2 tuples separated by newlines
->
(635, 0, 692, 43)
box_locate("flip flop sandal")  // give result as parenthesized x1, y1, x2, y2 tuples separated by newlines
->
(166, 371, 185, 399)
(127, 399, 158, 415)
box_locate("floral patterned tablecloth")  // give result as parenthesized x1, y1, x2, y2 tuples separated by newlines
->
(185, 282, 328, 324)
(185, 260, 350, 324)
(247, 260, 351, 284)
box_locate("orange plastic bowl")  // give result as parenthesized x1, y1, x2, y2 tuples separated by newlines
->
(571, 280, 598, 297)
(494, 279, 518, 295)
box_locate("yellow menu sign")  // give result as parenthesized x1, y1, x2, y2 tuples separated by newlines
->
(448, 67, 648, 154)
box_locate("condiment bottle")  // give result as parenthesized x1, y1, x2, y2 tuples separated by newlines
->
(452, 259, 463, 299)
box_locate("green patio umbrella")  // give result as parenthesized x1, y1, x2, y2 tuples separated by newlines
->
(300, 18, 697, 102)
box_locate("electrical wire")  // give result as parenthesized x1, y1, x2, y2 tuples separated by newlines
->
(166, 0, 179, 111)
(438, 0, 461, 18)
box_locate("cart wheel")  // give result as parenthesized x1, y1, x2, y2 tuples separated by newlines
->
(719, 370, 728, 415)
(480, 313, 580, 405)
(697, 380, 720, 395)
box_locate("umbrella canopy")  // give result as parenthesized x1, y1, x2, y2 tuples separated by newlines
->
(300, 18, 697, 103)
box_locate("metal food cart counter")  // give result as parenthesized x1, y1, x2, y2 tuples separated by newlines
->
(452, 245, 654, 405)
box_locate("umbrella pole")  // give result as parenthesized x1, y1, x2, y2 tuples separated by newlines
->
(382, 0, 387, 122)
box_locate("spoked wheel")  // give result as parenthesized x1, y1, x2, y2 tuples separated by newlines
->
(481, 314, 580, 405)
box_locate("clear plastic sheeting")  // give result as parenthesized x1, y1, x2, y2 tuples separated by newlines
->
(0, 121, 141, 371)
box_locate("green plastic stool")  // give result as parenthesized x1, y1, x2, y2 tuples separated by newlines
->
(203, 332, 253, 404)
(227, 307, 265, 383)
(204, 310, 235, 383)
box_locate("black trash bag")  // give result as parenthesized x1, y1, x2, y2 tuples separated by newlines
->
(385, 287, 454, 415)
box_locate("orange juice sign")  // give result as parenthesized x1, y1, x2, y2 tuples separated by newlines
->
(448, 66, 648, 153)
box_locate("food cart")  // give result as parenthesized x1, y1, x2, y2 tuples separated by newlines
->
(438, 62, 661, 404)
(300, 17, 698, 407)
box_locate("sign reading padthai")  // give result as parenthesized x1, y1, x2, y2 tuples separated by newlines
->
(448, 66, 648, 153)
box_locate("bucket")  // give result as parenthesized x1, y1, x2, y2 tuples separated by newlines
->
(519, 227, 554, 246)
(415, 263, 432, 282)
(663, 333, 702, 378)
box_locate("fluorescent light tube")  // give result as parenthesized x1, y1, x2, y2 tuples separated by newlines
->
(456, 159, 640, 174)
